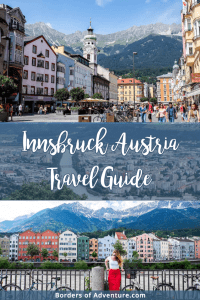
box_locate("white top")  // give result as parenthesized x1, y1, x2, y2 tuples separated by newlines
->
(107, 256, 119, 269)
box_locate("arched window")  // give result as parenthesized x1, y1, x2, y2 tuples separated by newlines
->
(87, 54, 90, 60)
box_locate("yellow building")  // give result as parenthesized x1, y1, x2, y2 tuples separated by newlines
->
(157, 73, 174, 103)
(181, 0, 200, 103)
(89, 238, 98, 261)
(117, 78, 144, 104)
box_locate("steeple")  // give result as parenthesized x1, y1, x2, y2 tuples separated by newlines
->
(87, 18, 94, 35)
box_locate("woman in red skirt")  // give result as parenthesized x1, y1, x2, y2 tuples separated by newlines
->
(105, 250, 124, 291)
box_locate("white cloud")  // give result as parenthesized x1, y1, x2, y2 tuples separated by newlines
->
(95, 0, 113, 7)
(155, 1, 181, 24)
(46, 23, 53, 28)
(145, 0, 151, 3)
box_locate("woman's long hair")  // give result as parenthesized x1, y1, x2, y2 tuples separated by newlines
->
(113, 250, 123, 268)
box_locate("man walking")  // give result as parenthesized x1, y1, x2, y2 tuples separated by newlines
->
(166, 102, 177, 123)
(9, 104, 13, 121)
(139, 104, 147, 123)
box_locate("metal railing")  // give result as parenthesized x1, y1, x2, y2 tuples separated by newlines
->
(0, 269, 199, 291)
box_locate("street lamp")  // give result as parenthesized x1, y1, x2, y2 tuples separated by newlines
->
(133, 52, 137, 109)
(2, 36, 11, 78)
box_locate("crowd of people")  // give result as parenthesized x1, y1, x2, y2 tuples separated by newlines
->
(1, 101, 200, 123)
(111, 101, 200, 123)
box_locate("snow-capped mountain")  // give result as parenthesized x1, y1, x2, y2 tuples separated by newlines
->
(0, 201, 199, 233)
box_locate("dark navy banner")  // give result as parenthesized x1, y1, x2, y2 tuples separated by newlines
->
(0, 123, 200, 201)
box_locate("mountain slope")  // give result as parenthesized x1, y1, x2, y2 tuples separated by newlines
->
(1, 201, 200, 233)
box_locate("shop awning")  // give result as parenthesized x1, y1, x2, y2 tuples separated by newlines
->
(185, 88, 200, 97)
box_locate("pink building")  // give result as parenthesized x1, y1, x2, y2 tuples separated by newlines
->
(135, 233, 154, 262)
(195, 239, 200, 259)
(22, 35, 57, 113)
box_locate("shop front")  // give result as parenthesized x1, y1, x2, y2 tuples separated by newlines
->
(22, 95, 55, 114)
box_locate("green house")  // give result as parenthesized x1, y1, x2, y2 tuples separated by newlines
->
(77, 236, 89, 261)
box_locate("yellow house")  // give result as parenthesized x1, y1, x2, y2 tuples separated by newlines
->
(117, 78, 144, 104)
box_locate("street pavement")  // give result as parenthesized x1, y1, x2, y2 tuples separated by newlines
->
(7, 112, 184, 123)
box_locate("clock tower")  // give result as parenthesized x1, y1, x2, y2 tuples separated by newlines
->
(83, 19, 98, 75)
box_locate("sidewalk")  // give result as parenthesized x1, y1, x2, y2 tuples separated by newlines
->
(6, 112, 183, 123)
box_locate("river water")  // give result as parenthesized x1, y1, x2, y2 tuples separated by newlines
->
(60, 150, 102, 200)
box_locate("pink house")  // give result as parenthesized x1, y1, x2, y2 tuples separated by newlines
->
(135, 233, 154, 262)
(22, 35, 57, 113)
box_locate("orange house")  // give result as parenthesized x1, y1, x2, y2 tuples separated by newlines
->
(18, 230, 60, 261)
(195, 239, 200, 259)
(89, 238, 98, 260)
(157, 73, 174, 103)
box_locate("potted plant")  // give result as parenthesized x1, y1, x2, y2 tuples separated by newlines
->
(70, 107, 80, 115)
(56, 107, 65, 115)
(0, 108, 8, 122)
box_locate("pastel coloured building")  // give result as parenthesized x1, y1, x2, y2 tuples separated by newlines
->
(135, 233, 154, 262)
(22, 35, 57, 113)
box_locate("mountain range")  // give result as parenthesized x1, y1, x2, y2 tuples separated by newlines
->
(1, 201, 200, 233)
(25, 22, 183, 70)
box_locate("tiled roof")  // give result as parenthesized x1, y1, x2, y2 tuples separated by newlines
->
(115, 232, 127, 240)
(118, 78, 142, 84)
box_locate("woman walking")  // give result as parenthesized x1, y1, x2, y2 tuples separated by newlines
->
(105, 250, 124, 291)
(139, 104, 147, 123)
(158, 104, 166, 122)
(188, 103, 200, 122)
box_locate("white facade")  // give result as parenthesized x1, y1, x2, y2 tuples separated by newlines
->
(57, 61, 65, 90)
(9, 234, 19, 261)
(59, 230, 77, 262)
(160, 240, 169, 260)
(73, 60, 93, 96)
(83, 21, 98, 75)
(127, 238, 137, 259)
(168, 238, 195, 259)
(98, 235, 116, 259)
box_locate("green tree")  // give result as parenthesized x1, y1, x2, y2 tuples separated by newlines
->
(140, 97, 149, 102)
(54, 88, 70, 105)
(27, 244, 40, 260)
(0, 75, 17, 102)
(92, 93, 103, 99)
(70, 87, 84, 102)
(150, 97, 157, 104)
(52, 249, 58, 260)
(123, 251, 142, 270)
(91, 251, 97, 260)
(113, 240, 127, 256)
(84, 93, 90, 99)
(41, 248, 49, 261)
(0, 246, 2, 256)
(63, 252, 68, 261)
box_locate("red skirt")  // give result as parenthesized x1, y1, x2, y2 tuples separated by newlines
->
(108, 269, 121, 291)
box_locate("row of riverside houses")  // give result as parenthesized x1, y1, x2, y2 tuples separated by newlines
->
(0, 4, 118, 110)
(1, 230, 200, 263)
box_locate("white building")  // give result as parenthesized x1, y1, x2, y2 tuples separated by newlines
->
(168, 238, 195, 259)
(9, 234, 19, 261)
(59, 230, 77, 262)
(98, 235, 116, 259)
(149, 234, 161, 260)
(127, 238, 137, 259)
(160, 239, 169, 260)
(56, 61, 66, 90)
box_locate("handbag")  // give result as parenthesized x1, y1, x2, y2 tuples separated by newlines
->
(156, 112, 160, 118)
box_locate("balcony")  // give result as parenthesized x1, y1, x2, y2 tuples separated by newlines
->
(186, 54, 195, 66)
(194, 36, 200, 51)
(9, 23, 25, 33)
(185, 30, 194, 41)
(36, 78, 44, 82)
(191, 0, 200, 8)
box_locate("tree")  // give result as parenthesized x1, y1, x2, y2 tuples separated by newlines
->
(123, 251, 142, 270)
(70, 87, 84, 102)
(41, 248, 49, 261)
(54, 88, 70, 105)
(52, 249, 58, 260)
(140, 97, 149, 102)
(91, 251, 97, 260)
(0, 75, 17, 102)
(84, 93, 90, 99)
(113, 240, 127, 256)
(0, 246, 2, 256)
(150, 97, 157, 104)
(92, 93, 103, 99)
(27, 244, 40, 260)
(63, 252, 68, 261)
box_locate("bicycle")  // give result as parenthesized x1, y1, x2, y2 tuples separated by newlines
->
(93, 112, 107, 122)
(0, 275, 21, 291)
(122, 271, 175, 291)
(181, 273, 200, 291)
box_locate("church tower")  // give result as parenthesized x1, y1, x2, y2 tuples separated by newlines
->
(83, 19, 98, 75)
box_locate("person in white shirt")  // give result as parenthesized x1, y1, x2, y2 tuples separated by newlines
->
(105, 250, 124, 291)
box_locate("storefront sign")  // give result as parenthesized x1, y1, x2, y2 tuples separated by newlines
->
(24, 96, 53, 102)
(191, 73, 200, 83)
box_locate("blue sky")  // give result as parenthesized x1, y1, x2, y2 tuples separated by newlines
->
(7, 0, 182, 34)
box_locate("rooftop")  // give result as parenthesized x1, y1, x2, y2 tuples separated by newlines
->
(115, 232, 127, 240)
(118, 78, 142, 84)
